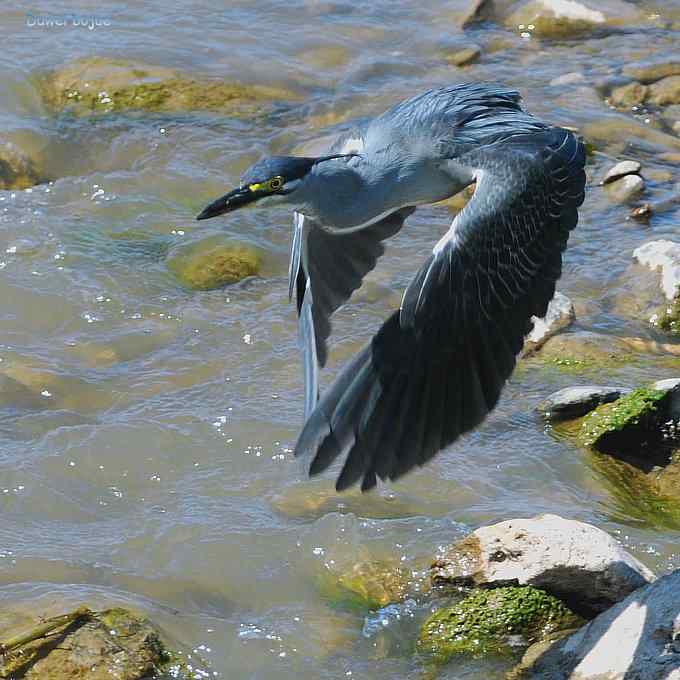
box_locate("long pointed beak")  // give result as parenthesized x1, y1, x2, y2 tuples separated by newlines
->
(196, 186, 258, 220)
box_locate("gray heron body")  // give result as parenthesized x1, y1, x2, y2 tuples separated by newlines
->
(197, 83, 587, 492)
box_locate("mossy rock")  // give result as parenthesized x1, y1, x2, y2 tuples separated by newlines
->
(318, 560, 412, 611)
(38, 57, 300, 118)
(167, 238, 261, 290)
(653, 295, 680, 336)
(0, 141, 45, 190)
(0, 606, 194, 680)
(417, 586, 581, 662)
(578, 387, 666, 450)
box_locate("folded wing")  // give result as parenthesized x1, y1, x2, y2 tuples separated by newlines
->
(294, 127, 586, 490)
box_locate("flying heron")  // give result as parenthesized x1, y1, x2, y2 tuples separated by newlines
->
(197, 83, 587, 492)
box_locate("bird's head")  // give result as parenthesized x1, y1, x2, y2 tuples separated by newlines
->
(196, 154, 356, 221)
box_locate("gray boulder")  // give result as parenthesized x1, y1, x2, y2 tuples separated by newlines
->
(537, 386, 627, 421)
(515, 569, 680, 679)
(430, 514, 655, 617)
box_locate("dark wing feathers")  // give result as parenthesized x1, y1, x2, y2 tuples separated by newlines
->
(291, 208, 414, 418)
(295, 127, 586, 490)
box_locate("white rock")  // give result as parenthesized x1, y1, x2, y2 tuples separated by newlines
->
(602, 159, 641, 184)
(431, 514, 655, 616)
(604, 173, 645, 203)
(524, 292, 575, 354)
(517, 569, 680, 679)
(633, 240, 680, 301)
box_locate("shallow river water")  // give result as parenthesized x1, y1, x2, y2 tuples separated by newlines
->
(1, 1, 680, 678)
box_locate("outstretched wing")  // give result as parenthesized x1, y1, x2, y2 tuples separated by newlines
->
(295, 127, 586, 491)
(290, 208, 415, 419)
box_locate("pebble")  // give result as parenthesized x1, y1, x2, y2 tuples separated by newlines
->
(604, 174, 644, 203)
(601, 160, 641, 185)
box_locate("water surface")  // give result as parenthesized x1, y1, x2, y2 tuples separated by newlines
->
(1, 2, 679, 678)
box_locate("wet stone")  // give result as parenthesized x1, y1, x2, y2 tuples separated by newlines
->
(537, 385, 627, 421)
(527, 331, 632, 374)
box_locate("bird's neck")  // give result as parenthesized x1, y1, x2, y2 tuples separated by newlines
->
(301, 157, 456, 230)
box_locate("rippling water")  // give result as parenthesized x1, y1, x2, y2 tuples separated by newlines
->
(1, 1, 680, 678)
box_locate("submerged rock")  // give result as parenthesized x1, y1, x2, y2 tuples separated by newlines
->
(38, 57, 299, 118)
(0, 140, 44, 190)
(445, 46, 481, 66)
(523, 292, 575, 355)
(649, 75, 680, 106)
(609, 81, 648, 108)
(537, 385, 627, 421)
(167, 237, 261, 290)
(601, 159, 641, 185)
(512, 569, 680, 679)
(0, 606, 188, 680)
(578, 380, 680, 453)
(623, 60, 680, 84)
(527, 331, 632, 374)
(319, 560, 413, 611)
(417, 586, 581, 662)
(430, 514, 654, 617)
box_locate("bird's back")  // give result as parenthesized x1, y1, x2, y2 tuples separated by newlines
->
(364, 83, 549, 157)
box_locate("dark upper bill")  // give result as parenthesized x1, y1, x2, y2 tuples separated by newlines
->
(196, 186, 261, 220)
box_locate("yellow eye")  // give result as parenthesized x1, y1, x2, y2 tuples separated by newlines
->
(269, 176, 283, 191)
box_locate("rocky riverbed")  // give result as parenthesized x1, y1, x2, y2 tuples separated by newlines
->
(1, 0, 680, 678)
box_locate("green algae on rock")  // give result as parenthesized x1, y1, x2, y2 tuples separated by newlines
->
(417, 587, 581, 662)
(578, 386, 666, 450)
(318, 560, 414, 611)
(167, 237, 261, 290)
(38, 57, 300, 118)
(0, 606, 191, 680)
